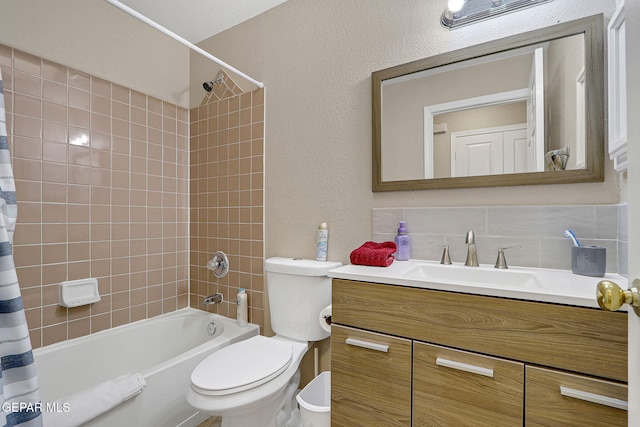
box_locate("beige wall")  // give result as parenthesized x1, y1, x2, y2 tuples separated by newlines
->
(0, 0, 191, 108)
(195, 0, 619, 267)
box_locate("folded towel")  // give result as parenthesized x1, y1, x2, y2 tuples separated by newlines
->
(350, 241, 397, 267)
(44, 372, 146, 427)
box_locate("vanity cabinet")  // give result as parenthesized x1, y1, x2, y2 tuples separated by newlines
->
(331, 325, 412, 426)
(413, 342, 524, 426)
(331, 279, 628, 426)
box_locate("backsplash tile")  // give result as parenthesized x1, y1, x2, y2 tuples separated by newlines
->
(373, 205, 626, 273)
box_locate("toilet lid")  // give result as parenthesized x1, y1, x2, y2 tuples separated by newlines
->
(191, 335, 293, 396)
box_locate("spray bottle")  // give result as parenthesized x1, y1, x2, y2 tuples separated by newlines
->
(316, 223, 329, 261)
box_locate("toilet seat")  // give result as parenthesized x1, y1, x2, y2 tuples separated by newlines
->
(191, 335, 293, 396)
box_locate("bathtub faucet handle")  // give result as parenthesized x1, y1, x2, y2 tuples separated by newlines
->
(203, 293, 223, 307)
(207, 251, 229, 278)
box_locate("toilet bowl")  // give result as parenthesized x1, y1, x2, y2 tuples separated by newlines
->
(187, 257, 341, 427)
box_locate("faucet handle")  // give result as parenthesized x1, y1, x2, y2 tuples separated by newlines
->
(465, 230, 476, 244)
(494, 246, 521, 269)
(429, 242, 452, 265)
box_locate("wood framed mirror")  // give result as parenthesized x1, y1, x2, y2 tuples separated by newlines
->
(372, 15, 604, 192)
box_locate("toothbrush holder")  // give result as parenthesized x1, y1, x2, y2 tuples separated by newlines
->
(571, 246, 606, 277)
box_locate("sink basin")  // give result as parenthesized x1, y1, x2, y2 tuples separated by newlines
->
(405, 262, 546, 290)
(328, 260, 628, 309)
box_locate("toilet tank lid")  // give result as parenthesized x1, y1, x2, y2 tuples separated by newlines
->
(265, 257, 342, 276)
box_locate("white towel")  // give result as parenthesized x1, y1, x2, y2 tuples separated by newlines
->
(43, 372, 146, 427)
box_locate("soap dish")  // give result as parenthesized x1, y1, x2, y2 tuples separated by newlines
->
(59, 278, 101, 307)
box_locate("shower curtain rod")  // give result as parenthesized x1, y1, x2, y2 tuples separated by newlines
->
(103, 0, 264, 89)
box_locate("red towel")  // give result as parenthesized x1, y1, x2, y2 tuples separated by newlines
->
(350, 241, 397, 267)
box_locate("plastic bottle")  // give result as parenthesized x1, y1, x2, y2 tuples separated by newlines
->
(395, 221, 411, 261)
(236, 288, 248, 327)
(316, 223, 329, 261)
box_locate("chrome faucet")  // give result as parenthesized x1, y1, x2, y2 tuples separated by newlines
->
(203, 293, 223, 307)
(464, 230, 479, 267)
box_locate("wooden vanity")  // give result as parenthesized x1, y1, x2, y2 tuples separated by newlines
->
(330, 278, 628, 426)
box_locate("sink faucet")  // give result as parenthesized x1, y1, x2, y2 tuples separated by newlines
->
(465, 230, 479, 267)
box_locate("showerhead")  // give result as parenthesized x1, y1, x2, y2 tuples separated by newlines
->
(202, 71, 226, 92)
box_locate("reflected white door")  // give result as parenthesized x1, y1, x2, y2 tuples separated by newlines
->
(503, 128, 529, 174)
(527, 47, 545, 172)
(451, 132, 503, 177)
(451, 125, 527, 177)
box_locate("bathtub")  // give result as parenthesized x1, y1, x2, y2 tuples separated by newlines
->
(33, 308, 259, 427)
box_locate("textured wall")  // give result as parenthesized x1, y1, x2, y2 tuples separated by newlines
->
(195, 0, 619, 266)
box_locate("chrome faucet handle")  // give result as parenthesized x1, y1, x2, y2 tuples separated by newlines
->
(494, 246, 522, 269)
(429, 242, 452, 265)
(465, 230, 476, 245)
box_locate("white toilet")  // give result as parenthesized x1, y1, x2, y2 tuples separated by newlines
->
(187, 257, 341, 427)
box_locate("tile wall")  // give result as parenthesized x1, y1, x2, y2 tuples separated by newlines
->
(0, 45, 190, 348)
(373, 204, 626, 274)
(189, 72, 265, 331)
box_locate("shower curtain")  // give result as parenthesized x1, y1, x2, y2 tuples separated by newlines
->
(0, 70, 42, 426)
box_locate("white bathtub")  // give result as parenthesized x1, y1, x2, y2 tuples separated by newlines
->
(33, 308, 259, 427)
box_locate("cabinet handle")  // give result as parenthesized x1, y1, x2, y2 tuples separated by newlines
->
(345, 338, 389, 353)
(560, 386, 628, 411)
(435, 357, 494, 378)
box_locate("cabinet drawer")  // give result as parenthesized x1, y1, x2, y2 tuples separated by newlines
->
(413, 341, 524, 426)
(331, 325, 412, 427)
(526, 366, 627, 426)
(332, 279, 627, 382)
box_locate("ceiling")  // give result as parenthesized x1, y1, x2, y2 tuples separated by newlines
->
(118, 0, 288, 43)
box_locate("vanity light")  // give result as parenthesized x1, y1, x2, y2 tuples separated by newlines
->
(441, 0, 553, 29)
(447, 0, 465, 13)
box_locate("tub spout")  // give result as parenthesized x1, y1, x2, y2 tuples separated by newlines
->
(203, 293, 223, 307)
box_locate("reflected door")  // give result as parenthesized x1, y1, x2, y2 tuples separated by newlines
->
(452, 132, 503, 177)
(527, 47, 545, 172)
(451, 125, 527, 177)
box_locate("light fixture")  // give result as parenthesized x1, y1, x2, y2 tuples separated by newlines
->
(447, 0, 465, 13)
(441, 0, 553, 29)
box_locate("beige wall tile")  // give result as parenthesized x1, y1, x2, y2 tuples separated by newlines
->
(6, 45, 192, 347)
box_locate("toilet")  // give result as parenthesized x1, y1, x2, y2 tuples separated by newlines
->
(187, 257, 341, 427)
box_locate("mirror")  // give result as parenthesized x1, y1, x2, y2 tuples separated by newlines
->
(373, 15, 604, 191)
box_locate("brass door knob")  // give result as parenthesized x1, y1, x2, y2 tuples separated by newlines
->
(597, 279, 640, 315)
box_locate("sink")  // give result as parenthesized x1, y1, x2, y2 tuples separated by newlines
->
(328, 260, 628, 309)
(405, 262, 546, 290)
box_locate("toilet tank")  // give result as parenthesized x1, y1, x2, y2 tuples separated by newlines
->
(265, 257, 341, 342)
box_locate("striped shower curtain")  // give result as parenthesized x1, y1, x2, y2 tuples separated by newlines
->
(0, 70, 42, 426)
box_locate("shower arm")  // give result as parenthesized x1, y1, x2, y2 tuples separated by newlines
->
(103, 0, 264, 89)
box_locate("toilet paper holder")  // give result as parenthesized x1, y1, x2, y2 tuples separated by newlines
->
(319, 304, 332, 334)
(322, 313, 331, 325)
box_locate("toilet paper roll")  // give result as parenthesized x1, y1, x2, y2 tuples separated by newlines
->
(319, 304, 332, 333)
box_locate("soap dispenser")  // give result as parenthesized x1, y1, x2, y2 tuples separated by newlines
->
(395, 221, 411, 261)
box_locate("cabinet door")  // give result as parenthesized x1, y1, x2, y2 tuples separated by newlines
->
(413, 341, 524, 426)
(331, 324, 412, 427)
(526, 366, 627, 426)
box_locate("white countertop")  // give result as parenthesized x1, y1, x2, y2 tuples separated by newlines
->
(328, 260, 628, 310)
